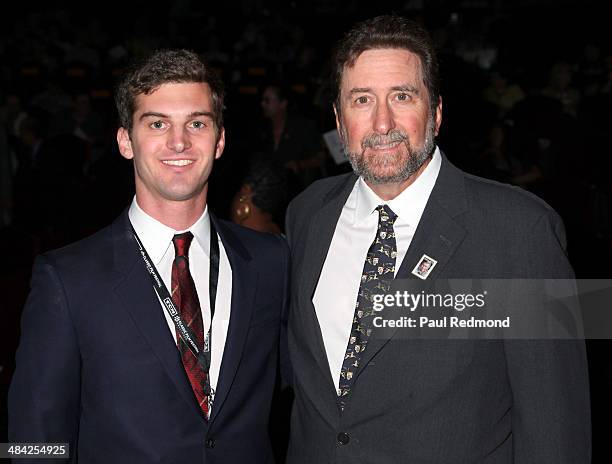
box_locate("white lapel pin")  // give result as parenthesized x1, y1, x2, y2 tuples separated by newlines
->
(411, 254, 437, 280)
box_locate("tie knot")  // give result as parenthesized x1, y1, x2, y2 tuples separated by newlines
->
(376, 204, 397, 225)
(172, 232, 194, 258)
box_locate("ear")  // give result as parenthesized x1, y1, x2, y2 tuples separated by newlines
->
(117, 128, 134, 160)
(434, 96, 443, 136)
(239, 184, 253, 196)
(333, 104, 344, 142)
(215, 127, 226, 160)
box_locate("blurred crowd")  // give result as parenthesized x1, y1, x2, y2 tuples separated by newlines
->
(1, 0, 611, 452)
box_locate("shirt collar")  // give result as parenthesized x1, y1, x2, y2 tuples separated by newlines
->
(128, 197, 211, 265)
(354, 146, 442, 225)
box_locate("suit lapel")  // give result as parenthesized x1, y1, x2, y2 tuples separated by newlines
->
(111, 211, 203, 419)
(113, 211, 258, 424)
(297, 174, 358, 403)
(208, 215, 257, 424)
(354, 155, 468, 379)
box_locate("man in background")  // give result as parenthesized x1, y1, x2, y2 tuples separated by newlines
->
(259, 83, 324, 188)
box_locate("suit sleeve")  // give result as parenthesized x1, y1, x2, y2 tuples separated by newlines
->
(504, 211, 591, 463)
(276, 234, 293, 390)
(8, 255, 81, 463)
(284, 200, 295, 249)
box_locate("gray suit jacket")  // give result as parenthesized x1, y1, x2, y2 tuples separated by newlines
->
(285, 155, 590, 463)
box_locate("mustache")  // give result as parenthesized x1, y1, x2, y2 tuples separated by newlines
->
(361, 129, 408, 149)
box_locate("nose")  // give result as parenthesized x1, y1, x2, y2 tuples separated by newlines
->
(373, 101, 395, 134)
(166, 126, 192, 153)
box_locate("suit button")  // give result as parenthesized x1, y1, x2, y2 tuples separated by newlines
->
(337, 432, 350, 445)
(205, 438, 215, 448)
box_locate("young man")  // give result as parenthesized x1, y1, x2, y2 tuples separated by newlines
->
(9, 49, 289, 463)
(285, 16, 590, 463)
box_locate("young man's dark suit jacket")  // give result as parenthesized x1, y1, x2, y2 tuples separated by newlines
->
(285, 153, 590, 463)
(9, 210, 289, 463)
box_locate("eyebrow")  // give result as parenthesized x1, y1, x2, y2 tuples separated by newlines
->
(348, 85, 419, 95)
(391, 85, 419, 94)
(139, 111, 215, 121)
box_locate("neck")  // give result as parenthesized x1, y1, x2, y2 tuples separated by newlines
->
(136, 189, 208, 231)
(238, 213, 281, 234)
(365, 156, 432, 201)
(271, 111, 286, 130)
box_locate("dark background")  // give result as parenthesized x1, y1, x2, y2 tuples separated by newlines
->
(1, 0, 611, 461)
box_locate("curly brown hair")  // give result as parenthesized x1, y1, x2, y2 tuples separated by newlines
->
(115, 49, 224, 133)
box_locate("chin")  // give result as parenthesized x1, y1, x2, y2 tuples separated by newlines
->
(367, 160, 408, 178)
(366, 173, 406, 185)
(159, 188, 202, 202)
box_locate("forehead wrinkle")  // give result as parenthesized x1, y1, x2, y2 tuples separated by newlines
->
(342, 49, 426, 95)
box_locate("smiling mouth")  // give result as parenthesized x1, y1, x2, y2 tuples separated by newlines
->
(162, 159, 194, 167)
(370, 141, 402, 150)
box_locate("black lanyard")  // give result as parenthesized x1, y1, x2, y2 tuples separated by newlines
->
(131, 219, 220, 401)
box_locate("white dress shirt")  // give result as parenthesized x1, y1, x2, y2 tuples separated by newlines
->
(128, 198, 232, 411)
(312, 147, 442, 389)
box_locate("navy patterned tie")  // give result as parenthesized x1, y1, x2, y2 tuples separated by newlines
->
(338, 204, 397, 410)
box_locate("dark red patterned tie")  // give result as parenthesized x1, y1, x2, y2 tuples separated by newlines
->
(172, 232, 209, 416)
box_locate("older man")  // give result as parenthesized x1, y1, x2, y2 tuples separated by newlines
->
(285, 15, 590, 463)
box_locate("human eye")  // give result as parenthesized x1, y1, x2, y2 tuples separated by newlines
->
(354, 95, 369, 105)
(190, 120, 207, 130)
(395, 92, 412, 102)
(149, 120, 167, 130)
